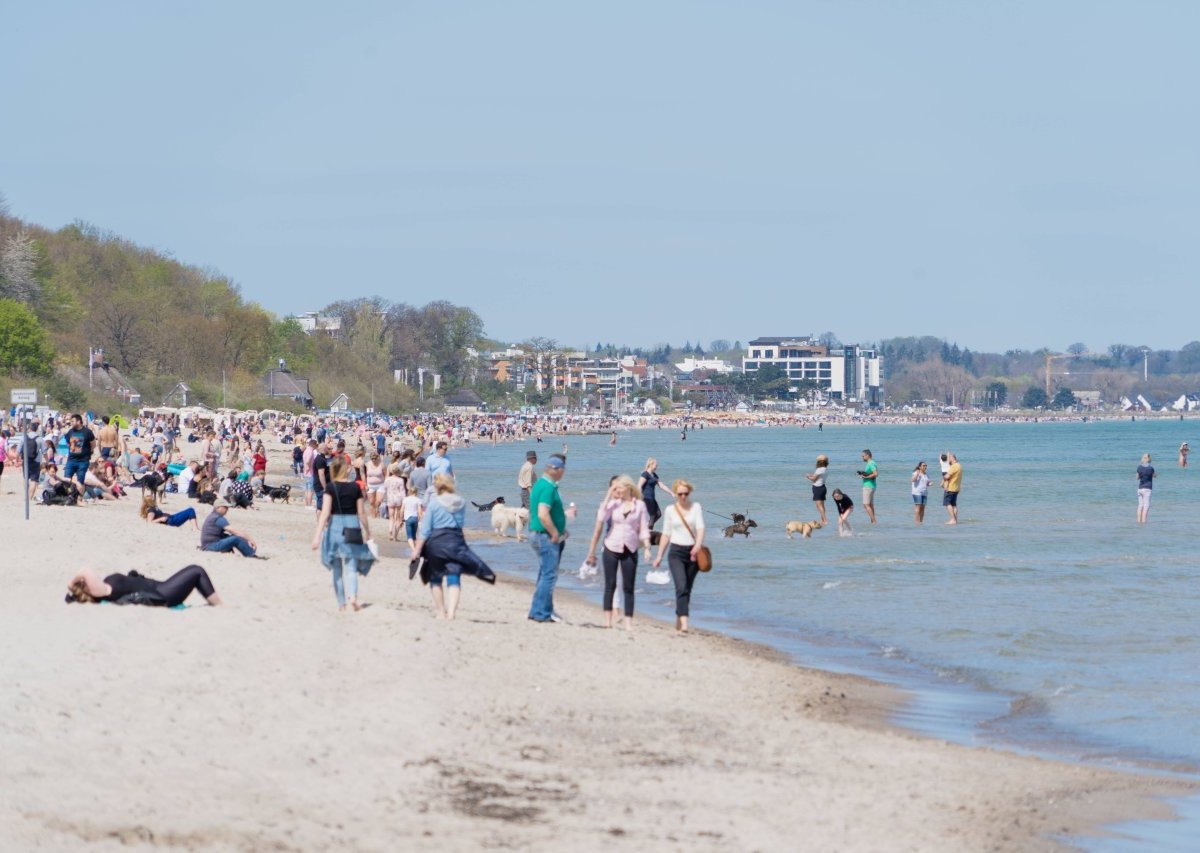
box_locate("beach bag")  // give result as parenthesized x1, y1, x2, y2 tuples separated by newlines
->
(674, 506, 712, 573)
(646, 568, 670, 585)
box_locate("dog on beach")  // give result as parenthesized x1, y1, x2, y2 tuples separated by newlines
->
(784, 520, 824, 539)
(472, 496, 506, 511)
(723, 519, 758, 538)
(136, 471, 170, 501)
(492, 504, 530, 540)
(264, 484, 291, 503)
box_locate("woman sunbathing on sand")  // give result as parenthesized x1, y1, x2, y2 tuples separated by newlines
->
(65, 565, 222, 606)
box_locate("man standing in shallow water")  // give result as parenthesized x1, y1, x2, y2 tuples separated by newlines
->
(943, 452, 962, 525)
(858, 449, 878, 524)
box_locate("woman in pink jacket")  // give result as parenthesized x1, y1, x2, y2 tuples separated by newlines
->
(585, 475, 651, 631)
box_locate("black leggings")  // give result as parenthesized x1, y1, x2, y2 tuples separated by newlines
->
(154, 565, 217, 606)
(602, 547, 637, 616)
(668, 544, 700, 617)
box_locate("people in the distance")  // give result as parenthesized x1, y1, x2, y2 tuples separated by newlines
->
(409, 473, 495, 620)
(65, 565, 222, 607)
(652, 478, 705, 635)
(311, 455, 375, 611)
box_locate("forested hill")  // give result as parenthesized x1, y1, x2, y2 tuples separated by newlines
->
(0, 202, 484, 413)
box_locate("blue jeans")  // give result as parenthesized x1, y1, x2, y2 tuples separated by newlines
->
(528, 531, 564, 621)
(331, 555, 360, 608)
(314, 476, 324, 510)
(203, 535, 256, 557)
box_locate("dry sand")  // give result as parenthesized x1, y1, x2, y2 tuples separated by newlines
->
(0, 447, 1193, 852)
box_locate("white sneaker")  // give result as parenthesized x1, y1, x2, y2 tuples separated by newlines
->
(549, 613, 564, 623)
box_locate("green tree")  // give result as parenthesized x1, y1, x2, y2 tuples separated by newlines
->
(984, 380, 1008, 408)
(1052, 387, 1077, 409)
(1021, 386, 1048, 409)
(0, 298, 55, 375)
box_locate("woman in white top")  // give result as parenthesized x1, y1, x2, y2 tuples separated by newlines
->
(910, 461, 931, 525)
(652, 478, 706, 634)
(804, 454, 829, 525)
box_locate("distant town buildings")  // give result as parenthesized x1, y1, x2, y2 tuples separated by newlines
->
(741, 337, 884, 405)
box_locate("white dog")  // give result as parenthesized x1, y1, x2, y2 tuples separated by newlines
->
(492, 505, 530, 540)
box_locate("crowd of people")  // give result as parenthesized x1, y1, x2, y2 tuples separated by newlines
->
(10, 405, 1186, 630)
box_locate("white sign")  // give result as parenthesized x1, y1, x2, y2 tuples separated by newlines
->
(10, 388, 37, 405)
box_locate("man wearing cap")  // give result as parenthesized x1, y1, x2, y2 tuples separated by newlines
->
(528, 453, 568, 623)
(517, 450, 537, 509)
(200, 498, 261, 558)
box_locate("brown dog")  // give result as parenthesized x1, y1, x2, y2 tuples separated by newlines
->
(784, 520, 823, 539)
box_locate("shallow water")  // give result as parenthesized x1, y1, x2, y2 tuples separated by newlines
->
(450, 420, 1199, 845)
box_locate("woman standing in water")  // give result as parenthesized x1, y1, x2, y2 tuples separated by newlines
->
(804, 454, 829, 526)
(637, 458, 672, 530)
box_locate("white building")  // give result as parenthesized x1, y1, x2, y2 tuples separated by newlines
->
(674, 357, 735, 375)
(741, 337, 883, 405)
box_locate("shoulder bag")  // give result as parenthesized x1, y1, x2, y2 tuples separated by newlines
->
(333, 483, 364, 544)
(673, 505, 712, 572)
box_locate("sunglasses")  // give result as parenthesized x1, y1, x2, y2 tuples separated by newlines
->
(676, 491, 690, 497)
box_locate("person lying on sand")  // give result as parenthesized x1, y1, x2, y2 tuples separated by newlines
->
(139, 495, 200, 530)
(65, 565, 222, 606)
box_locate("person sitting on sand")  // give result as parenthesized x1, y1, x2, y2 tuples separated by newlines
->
(201, 498, 261, 557)
(65, 565, 222, 607)
(409, 473, 495, 620)
(139, 495, 200, 530)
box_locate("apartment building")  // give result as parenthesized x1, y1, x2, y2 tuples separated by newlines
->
(742, 337, 883, 405)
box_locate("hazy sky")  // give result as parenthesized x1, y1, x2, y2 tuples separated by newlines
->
(3, 2, 1197, 354)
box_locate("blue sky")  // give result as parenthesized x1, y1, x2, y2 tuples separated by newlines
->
(3, 1, 1196, 353)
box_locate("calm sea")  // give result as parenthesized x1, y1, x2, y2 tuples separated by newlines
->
(451, 420, 1199, 841)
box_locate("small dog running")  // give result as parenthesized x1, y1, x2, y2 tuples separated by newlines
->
(723, 515, 758, 538)
(472, 496, 506, 511)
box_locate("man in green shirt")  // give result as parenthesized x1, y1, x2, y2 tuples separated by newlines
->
(859, 449, 878, 524)
(528, 454, 568, 623)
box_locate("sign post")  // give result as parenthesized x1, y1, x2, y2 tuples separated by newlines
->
(11, 389, 38, 521)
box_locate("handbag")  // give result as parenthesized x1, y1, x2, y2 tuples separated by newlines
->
(333, 484, 365, 544)
(673, 505, 713, 572)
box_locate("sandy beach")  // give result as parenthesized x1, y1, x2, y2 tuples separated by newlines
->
(0, 445, 1193, 852)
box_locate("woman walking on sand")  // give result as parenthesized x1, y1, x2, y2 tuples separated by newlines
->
(410, 474, 495, 620)
(585, 475, 651, 631)
(804, 454, 829, 526)
(365, 452, 387, 516)
(652, 478, 705, 634)
(312, 456, 376, 611)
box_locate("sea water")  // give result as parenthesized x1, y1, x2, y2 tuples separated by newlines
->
(451, 420, 1199, 834)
